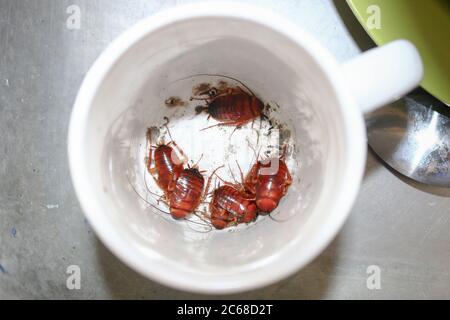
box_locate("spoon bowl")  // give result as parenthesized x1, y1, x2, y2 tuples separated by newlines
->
(367, 89, 450, 187)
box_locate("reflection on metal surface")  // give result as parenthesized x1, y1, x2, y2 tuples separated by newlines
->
(367, 89, 450, 187)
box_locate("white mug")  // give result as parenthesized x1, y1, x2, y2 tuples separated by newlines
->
(68, 3, 422, 293)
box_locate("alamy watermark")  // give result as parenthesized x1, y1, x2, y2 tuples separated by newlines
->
(366, 265, 381, 290)
(366, 5, 381, 30)
(66, 265, 81, 290)
(66, 5, 81, 30)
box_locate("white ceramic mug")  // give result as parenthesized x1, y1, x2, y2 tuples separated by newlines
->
(68, 3, 422, 293)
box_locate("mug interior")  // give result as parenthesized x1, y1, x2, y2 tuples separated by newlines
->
(75, 14, 357, 291)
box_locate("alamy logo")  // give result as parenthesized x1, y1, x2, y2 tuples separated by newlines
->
(66, 5, 81, 30)
(366, 265, 381, 290)
(366, 5, 381, 30)
(66, 265, 81, 290)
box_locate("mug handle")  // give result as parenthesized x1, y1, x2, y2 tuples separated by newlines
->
(341, 40, 423, 113)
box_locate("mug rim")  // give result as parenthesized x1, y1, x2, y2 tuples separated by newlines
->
(68, 2, 367, 293)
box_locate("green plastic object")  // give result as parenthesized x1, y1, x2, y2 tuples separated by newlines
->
(347, 0, 450, 105)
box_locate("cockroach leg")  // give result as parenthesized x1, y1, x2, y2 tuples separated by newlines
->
(147, 167, 157, 175)
(213, 172, 228, 185)
(229, 124, 242, 139)
(135, 173, 213, 231)
(165, 124, 188, 166)
(213, 173, 238, 189)
(190, 96, 210, 102)
(163, 116, 170, 126)
(202, 165, 225, 203)
(268, 213, 286, 223)
(228, 163, 239, 185)
(192, 154, 204, 168)
(145, 130, 164, 190)
(235, 160, 245, 185)
(261, 112, 270, 122)
(145, 161, 167, 196)
(127, 173, 170, 215)
(142, 168, 168, 205)
(200, 120, 249, 132)
(186, 214, 213, 233)
(146, 127, 155, 173)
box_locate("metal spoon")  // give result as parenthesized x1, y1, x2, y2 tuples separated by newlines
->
(366, 88, 450, 187)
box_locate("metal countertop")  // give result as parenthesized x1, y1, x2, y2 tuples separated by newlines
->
(0, 0, 449, 299)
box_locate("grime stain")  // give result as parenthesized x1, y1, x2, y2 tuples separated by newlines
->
(217, 80, 229, 91)
(192, 82, 212, 96)
(165, 96, 187, 107)
(11, 227, 17, 238)
(0, 264, 6, 274)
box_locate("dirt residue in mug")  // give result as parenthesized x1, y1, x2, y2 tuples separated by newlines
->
(165, 96, 187, 107)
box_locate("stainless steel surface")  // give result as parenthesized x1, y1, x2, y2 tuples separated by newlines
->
(367, 90, 450, 187)
(1, 0, 450, 299)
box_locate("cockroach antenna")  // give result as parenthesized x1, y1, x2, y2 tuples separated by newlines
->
(126, 173, 171, 215)
(173, 73, 256, 97)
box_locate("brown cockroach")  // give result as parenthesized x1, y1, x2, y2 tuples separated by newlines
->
(146, 125, 186, 197)
(167, 163, 224, 220)
(127, 174, 213, 230)
(191, 75, 265, 130)
(209, 201, 234, 230)
(209, 185, 258, 230)
(244, 146, 292, 214)
(208, 165, 258, 230)
(168, 166, 205, 220)
(145, 123, 219, 221)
